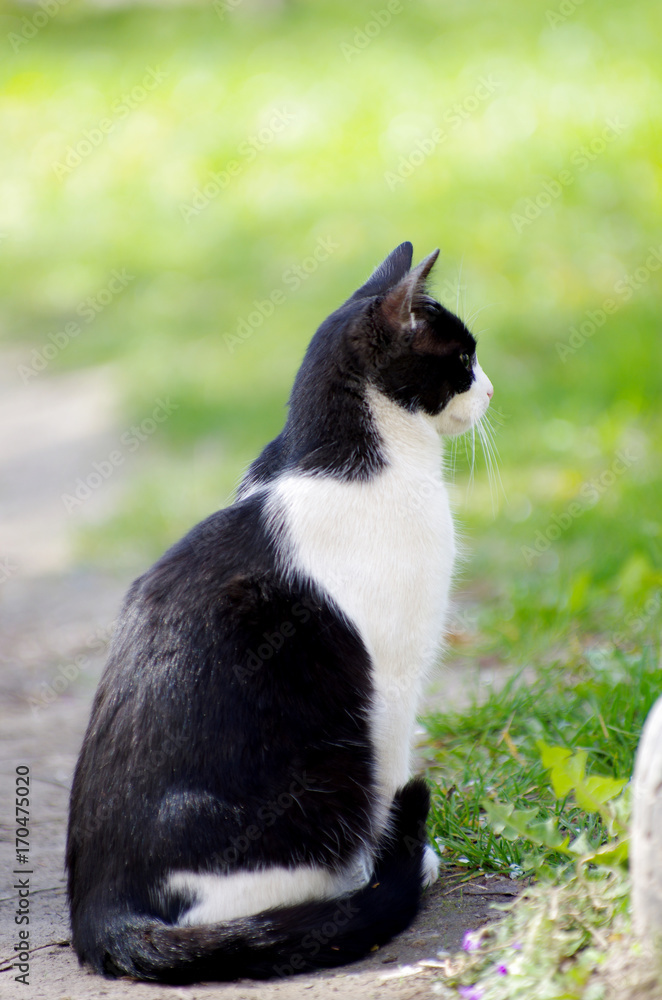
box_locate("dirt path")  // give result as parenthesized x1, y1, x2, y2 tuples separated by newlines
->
(0, 356, 516, 999)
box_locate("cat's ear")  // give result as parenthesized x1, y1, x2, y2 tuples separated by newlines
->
(380, 249, 440, 329)
(350, 242, 414, 300)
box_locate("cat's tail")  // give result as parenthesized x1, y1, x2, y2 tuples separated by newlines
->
(82, 779, 433, 984)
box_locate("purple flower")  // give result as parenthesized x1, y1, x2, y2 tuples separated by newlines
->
(512, 941, 522, 951)
(497, 964, 508, 975)
(459, 987, 484, 1000)
(462, 930, 481, 952)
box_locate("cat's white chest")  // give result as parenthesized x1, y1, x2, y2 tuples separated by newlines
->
(268, 391, 455, 826)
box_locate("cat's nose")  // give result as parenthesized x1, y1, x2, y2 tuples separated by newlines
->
(486, 385, 494, 399)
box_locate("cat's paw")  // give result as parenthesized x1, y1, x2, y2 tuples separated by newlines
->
(421, 844, 440, 888)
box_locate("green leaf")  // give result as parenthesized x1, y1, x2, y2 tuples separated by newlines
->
(482, 799, 570, 853)
(483, 800, 538, 840)
(537, 742, 625, 808)
(575, 775, 628, 811)
(554, 750, 588, 798)
(525, 817, 569, 850)
(537, 741, 589, 797)
(570, 835, 629, 867)
(588, 838, 629, 867)
(567, 830, 595, 857)
(537, 741, 572, 770)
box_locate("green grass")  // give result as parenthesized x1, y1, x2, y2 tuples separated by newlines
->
(421, 643, 661, 995)
(2, 3, 662, 993)
(423, 644, 661, 875)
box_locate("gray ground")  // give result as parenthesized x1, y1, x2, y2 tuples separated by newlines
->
(0, 356, 519, 1000)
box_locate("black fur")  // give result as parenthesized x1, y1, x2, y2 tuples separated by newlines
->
(239, 243, 476, 492)
(82, 781, 430, 984)
(67, 243, 476, 982)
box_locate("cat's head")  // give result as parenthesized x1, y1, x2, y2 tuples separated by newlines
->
(344, 242, 493, 435)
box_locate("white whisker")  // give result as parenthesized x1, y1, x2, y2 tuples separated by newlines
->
(446, 435, 459, 482)
(471, 425, 476, 486)
(463, 432, 471, 474)
(482, 405, 505, 427)
(463, 304, 493, 329)
(476, 415, 506, 514)
(456, 256, 465, 319)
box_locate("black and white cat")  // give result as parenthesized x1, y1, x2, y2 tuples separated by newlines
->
(66, 242, 493, 983)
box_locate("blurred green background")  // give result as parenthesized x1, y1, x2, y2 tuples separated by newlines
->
(1, 0, 660, 668)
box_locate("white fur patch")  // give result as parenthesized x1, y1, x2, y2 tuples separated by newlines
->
(170, 859, 369, 925)
(267, 388, 457, 835)
(436, 362, 493, 435)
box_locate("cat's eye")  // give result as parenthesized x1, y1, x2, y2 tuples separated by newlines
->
(459, 353, 473, 370)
